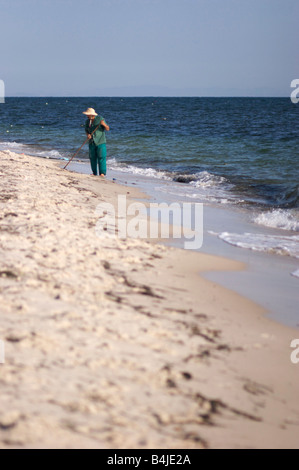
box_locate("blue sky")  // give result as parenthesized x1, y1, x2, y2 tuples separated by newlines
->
(1, 0, 298, 96)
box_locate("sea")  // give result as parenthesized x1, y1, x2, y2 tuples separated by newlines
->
(0, 97, 298, 285)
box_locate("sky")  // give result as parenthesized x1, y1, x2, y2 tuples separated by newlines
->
(0, 0, 298, 96)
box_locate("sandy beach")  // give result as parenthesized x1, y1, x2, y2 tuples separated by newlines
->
(0, 149, 299, 449)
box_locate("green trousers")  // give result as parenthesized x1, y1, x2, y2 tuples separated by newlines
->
(89, 142, 107, 175)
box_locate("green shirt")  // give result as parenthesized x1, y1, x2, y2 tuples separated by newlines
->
(85, 115, 107, 146)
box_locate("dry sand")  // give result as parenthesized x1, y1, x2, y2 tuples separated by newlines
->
(0, 150, 299, 449)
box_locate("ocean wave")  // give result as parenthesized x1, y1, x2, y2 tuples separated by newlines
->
(36, 149, 66, 160)
(108, 160, 299, 211)
(0, 141, 26, 150)
(212, 231, 299, 259)
(108, 159, 172, 180)
(0, 141, 66, 160)
(189, 171, 227, 188)
(108, 160, 227, 187)
(108, 161, 241, 202)
(253, 209, 299, 232)
(153, 184, 244, 205)
(154, 170, 243, 205)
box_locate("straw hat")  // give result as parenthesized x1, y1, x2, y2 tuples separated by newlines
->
(82, 107, 98, 116)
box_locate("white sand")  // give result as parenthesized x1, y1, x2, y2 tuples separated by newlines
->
(0, 150, 299, 449)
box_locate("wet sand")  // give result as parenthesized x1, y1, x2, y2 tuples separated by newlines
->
(0, 150, 299, 449)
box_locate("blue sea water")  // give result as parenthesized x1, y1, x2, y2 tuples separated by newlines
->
(0, 97, 298, 264)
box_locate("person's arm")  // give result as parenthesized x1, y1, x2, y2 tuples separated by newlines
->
(85, 121, 92, 139)
(85, 120, 92, 140)
(100, 119, 110, 131)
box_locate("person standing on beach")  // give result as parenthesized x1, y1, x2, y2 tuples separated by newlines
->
(83, 107, 110, 177)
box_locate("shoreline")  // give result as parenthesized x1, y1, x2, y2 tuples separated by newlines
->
(69, 160, 299, 329)
(1, 150, 299, 448)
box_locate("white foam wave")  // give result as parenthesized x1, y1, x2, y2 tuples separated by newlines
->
(0, 141, 65, 160)
(108, 160, 172, 180)
(190, 171, 226, 188)
(254, 209, 299, 232)
(0, 141, 25, 150)
(108, 162, 228, 187)
(153, 184, 243, 205)
(184, 172, 243, 204)
(215, 231, 299, 259)
(108, 162, 244, 204)
(36, 149, 65, 159)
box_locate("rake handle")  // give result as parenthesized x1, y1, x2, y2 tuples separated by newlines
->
(63, 123, 102, 170)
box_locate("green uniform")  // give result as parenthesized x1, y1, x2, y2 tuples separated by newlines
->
(85, 115, 107, 175)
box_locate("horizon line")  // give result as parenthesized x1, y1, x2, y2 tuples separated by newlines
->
(4, 95, 290, 99)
